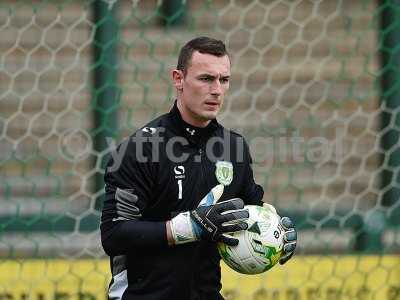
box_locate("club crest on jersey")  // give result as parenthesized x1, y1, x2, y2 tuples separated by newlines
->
(215, 161, 233, 186)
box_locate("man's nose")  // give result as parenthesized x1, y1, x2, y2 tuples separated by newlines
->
(210, 80, 222, 95)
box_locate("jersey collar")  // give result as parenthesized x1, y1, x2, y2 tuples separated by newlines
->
(168, 100, 220, 145)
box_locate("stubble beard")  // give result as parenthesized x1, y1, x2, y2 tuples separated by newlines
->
(196, 106, 220, 122)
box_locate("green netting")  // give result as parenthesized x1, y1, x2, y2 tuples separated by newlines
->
(0, 0, 399, 299)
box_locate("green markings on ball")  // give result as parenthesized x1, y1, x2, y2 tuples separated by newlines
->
(217, 205, 284, 275)
(263, 246, 282, 271)
(218, 242, 243, 273)
(251, 239, 265, 255)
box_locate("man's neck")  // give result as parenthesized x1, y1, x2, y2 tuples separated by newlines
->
(176, 100, 210, 128)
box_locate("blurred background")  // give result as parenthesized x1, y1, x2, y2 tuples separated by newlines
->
(0, 0, 399, 299)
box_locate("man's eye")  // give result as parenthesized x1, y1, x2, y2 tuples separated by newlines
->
(200, 77, 212, 82)
(220, 78, 229, 84)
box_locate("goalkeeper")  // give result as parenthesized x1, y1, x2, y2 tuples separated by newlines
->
(100, 36, 297, 300)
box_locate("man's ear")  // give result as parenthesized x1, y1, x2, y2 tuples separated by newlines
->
(172, 69, 184, 91)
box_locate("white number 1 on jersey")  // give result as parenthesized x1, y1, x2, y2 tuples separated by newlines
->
(177, 179, 183, 200)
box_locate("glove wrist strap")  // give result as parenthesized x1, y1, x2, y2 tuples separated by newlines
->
(170, 212, 199, 245)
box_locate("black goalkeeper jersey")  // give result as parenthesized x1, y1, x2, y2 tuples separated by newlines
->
(100, 101, 264, 300)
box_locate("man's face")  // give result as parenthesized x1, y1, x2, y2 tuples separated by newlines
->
(173, 51, 231, 127)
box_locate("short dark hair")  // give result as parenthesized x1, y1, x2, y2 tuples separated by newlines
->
(176, 36, 229, 75)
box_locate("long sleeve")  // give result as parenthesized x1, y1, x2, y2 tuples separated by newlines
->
(100, 134, 168, 256)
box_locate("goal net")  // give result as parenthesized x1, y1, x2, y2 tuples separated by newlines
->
(0, 1, 399, 299)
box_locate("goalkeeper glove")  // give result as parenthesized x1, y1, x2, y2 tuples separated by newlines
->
(262, 202, 297, 265)
(170, 185, 249, 246)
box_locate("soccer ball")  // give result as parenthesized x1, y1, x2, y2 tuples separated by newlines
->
(217, 205, 284, 274)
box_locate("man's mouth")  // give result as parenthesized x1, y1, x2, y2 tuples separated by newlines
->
(204, 101, 219, 106)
